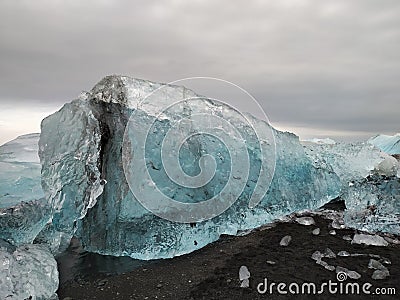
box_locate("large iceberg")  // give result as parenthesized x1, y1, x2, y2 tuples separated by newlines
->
(38, 76, 342, 259)
(369, 133, 400, 155)
(36, 75, 398, 260)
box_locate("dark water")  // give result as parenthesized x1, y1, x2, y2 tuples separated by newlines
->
(57, 237, 158, 285)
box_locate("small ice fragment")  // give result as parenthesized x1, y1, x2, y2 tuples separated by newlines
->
(368, 259, 384, 270)
(280, 235, 292, 246)
(337, 251, 350, 257)
(347, 270, 362, 280)
(266, 260, 276, 265)
(368, 258, 390, 280)
(352, 233, 388, 246)
(323, 248, 336, 258)
(239, 266, 250, 288)
(336, 266, 361, 280)
(372, 269, 390, 280)
(295, 217, 315, 226)
(239, 266, 250, 281)
(342, 235, 352, 241)
(329, 230, 336, 235)
(312, 228, 320, 235)
(311, 251, 322, 262)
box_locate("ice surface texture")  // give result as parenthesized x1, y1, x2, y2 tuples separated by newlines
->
(369, 133, 400, 155)
(303, 142, 399, 234)
(0, 240, 59, 300)
(39, 76, 341, 259)
(344, 175, 400, 234)
(40, 98, 103, 235)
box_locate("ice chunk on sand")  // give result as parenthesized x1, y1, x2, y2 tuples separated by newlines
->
(336, 266, 361, 280)
(280, 235, 292, 247)
(312, 228, 320, 235)
(295, 216, 315, 226)
(239, 266, 250, 288)
(352, 233, 388, 246)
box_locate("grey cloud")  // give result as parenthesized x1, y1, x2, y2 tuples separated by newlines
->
(0, 0, 399, 141)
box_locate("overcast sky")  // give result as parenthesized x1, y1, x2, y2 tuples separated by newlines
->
(0, 0, 399, 145)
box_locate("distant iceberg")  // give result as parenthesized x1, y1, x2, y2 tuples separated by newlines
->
(369, 133, 400, 155)
(301, 137, 336, 145)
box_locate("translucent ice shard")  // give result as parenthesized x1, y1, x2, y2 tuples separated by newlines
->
(312, 228, 320, 235)
(0, 240, 59, 300)
(351, 233, 389, 246)
(295, 216, 315, 226)
(337, 251, 350, 257)
(336, 266, 361, 280)
(0, 134, 50, 245)
(239, 265, 250, 288)
(279, 235, 292, 247)
(369, 133, 400, 155)
(372, 269, 390, 280)
(368, 258, 384, 270)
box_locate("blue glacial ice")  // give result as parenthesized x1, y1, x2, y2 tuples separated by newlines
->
(303, 140, 400, 234)
(36, 76, 344, 259)
(343, 174, 400, 234)
(369, 133, 400, 155)
(37, 75, 398, 260)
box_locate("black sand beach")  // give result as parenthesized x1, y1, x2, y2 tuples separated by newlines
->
(57, 202, 400, 300)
